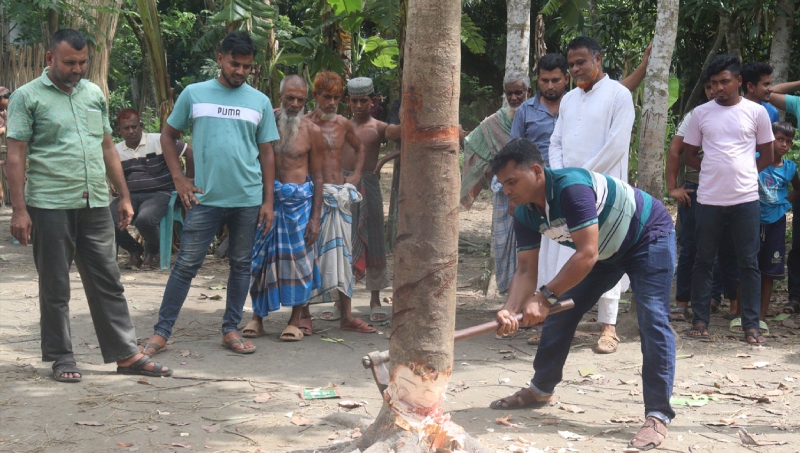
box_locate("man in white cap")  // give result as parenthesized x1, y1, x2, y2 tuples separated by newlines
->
(342, 76, 400, 322)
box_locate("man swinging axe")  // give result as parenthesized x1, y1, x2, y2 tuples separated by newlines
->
(491, 138, 677, 451)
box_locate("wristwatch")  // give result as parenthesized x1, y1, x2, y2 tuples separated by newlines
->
(538, 285, 558, 305)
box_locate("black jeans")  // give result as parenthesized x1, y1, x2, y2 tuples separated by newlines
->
(29, 206, 139, 363)
(787, 198, 800, 302)
(691, 200, 761, 331)
(110, 191, 172, 255)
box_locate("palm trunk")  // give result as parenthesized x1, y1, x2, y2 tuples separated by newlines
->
(637, 0, 680, 199)
(360, 0, 470, 449)
(135, 0, 174, 129)
(769, 0, 794, 86)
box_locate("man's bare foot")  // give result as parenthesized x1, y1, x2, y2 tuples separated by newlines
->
(139, 334, 168, 356)
(221, 332, 256, 353)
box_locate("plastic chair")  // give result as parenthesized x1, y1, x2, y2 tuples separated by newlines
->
(159, 191, 184, 269)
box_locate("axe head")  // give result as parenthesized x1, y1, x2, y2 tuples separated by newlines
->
(362, 350, 391, 394)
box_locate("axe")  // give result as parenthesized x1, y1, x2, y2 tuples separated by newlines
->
(361, 299, 575, 393)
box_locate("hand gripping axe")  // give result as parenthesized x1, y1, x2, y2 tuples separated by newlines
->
(361, 299, 575, 393)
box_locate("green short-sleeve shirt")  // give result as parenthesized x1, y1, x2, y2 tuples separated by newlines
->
(7, 68, 113, 209)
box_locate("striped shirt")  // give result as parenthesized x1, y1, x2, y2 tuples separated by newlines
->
(514, 167, 673, 261)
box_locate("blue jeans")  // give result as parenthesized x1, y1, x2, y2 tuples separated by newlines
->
(711, 230, 739, 303)
(675, 183, 698, 302)
(531, 230, 677, 423)
(691, 201, 760, 330)
(154, 204, 260, 339)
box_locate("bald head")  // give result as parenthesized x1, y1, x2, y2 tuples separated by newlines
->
(280, 75, 308, 95)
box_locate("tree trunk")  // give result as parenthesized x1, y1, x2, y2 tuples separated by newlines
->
(67, 0, 122, 99)
(135, 0, 174, 129)
(682, 7, 729, 116)
(725, 14, 743, 60)
(386, 0, 407, 251)
(505, 0, 531, 77)
(637, 0, 680, 199)
(769, 0, 794, 86)
(360, 0, 469, 450)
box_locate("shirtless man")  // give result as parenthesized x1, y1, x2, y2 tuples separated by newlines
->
(343, 77, 401, 322)
(307, 71, 376, 333)
(245, 75, 325, 341)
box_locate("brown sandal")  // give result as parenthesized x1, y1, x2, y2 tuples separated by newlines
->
(629, 416, 667, 451)
(489, 387, 555, 410)
(593, 332, 620, 354)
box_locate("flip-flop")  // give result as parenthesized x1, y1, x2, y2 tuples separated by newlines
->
(729, 317, 743, 333)
(686, 322, 709, 338)
(138, 341, 167, 356)
(370, 306, 391, 322)
(280, 325, 304, 342)
(489, 387, 555, 410)
(242, 319, 265, 338)
(759, 320, 770, 336)
(116, 355, 173, 377)
(341, 317, 376, 333)
(52, 359, 82, 383)
(297, 317, 313, 336)
(527, 333, 541, 345)
(221, 337, 257, 354)
(316, 306, 341, 321)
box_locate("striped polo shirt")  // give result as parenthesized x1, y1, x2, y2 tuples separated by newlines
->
(514, 167, 673, 261)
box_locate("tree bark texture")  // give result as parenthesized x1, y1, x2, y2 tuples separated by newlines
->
(637, 0, 679, 199)
(360, 0, 462, 449)
(68, 0, 122, 99)
(682, 7, 729, 116)
(505, 0, 531, 77)
(769, 0, 794, 86)
(135, 0, 174, 128)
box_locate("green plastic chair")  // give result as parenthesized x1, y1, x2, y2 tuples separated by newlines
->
(159, 191, 184, 270)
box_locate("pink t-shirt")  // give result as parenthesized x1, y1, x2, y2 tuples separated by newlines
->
(683, 98, 774, 206)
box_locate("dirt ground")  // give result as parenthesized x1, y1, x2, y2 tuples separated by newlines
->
(2, 164, 800, 453)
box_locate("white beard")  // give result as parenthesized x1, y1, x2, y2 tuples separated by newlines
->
(277, 110, 302, 157)
(318, 111, 336, 121)
(506, 107, 519, 119)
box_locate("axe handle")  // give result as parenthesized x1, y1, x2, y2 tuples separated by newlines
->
(453, 299, 574, 342)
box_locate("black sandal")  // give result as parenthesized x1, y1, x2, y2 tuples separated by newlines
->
(783, 300, 800, 314)
(52, 359, 82, 383)
(686, 322, 709, 338)
(669, 306, 690, 322)
(744, 329, 767, 345)
(116, 355, 173, 377)
(489, 387, 555, 410)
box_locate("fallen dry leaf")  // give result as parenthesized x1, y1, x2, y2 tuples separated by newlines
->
(201, 423, 220, 433)
(629, 388, 641, 396)
(540, 418, 561, 425)
(180, 350, 191, 357)
(209, 295, 222, 300)
(253, 393, 272, 403)
(783, 319, 799, 329)
(116, 442, 134, 447)
(328, 432, 339, 440)
(738, 428, 786, 446)
(137, 378, 152, 386)
(291, 415, 311, 426)
(85, 343, 99, 350)
(609, 417, 642, 424)
(726, 373, 740, 383)
(495, 415, 519, 428)
(559, 404, 585, 414)
(146, 425, 158, 432)
(338, 400, 365, 409)
(75, 421, 103, 426)
(167, 421, 190, 426)
(558, 430, 585, 441)
(736, 353, 751, 358)
(350, 428, 362, 439)
(171, 443, 191, 448)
